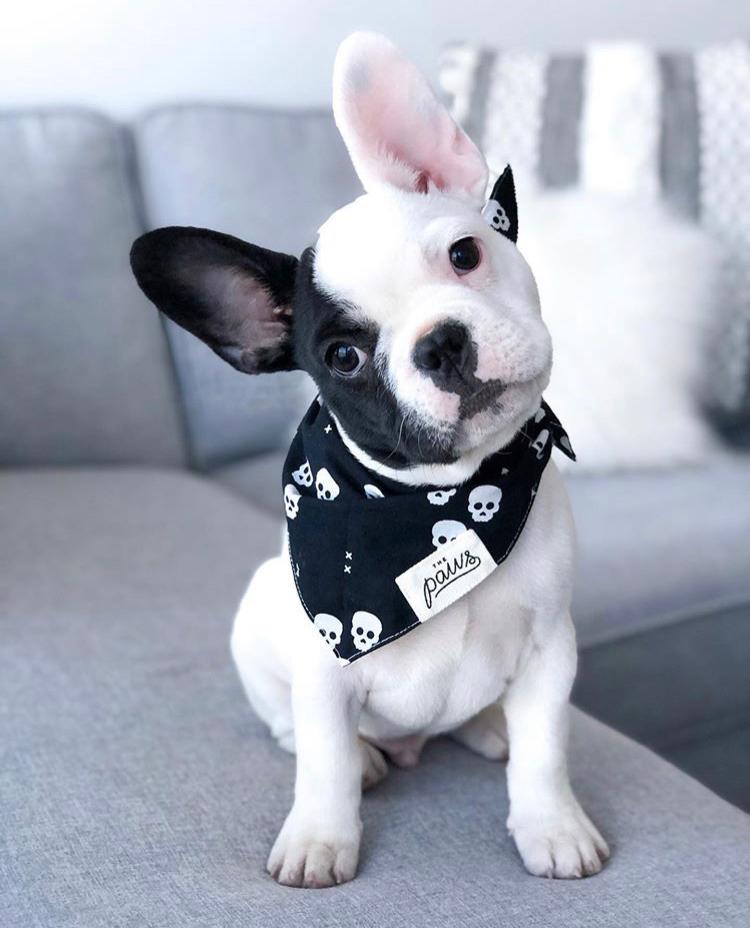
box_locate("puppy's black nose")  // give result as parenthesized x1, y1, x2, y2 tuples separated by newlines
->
(413, 321, 473, 389)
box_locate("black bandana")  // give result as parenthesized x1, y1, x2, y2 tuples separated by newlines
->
(282, 400, 574, 665)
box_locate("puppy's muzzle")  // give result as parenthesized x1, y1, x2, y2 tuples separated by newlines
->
(412, 320, 506, 417)
(413, 321, 474, 391)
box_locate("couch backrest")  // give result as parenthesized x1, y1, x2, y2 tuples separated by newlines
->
(0, 111, 186, 467)
(134, 105, 362, 470)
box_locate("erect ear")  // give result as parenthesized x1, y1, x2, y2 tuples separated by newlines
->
(130, 227, 298, 374)
(481, 166, 519, 243)
(332, 32, 488, 201)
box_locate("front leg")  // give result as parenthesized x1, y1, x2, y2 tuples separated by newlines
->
(267, 666, 363, 888)
(503, 613, 609, 878)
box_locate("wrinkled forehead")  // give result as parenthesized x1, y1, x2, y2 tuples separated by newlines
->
(313, 188, 487, 311)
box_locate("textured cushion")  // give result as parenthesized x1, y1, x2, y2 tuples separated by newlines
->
(213, 450, 285, 510)
(0, 111, 185, 466)
(134, 106, 362, 468)
(569, 455, 750, 646)
(439, 40, 750, 424)
(2, 468, 748, 927)
(573, 598, 750, 806)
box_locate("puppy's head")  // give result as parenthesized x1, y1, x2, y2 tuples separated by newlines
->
(130, 33, 551, 472)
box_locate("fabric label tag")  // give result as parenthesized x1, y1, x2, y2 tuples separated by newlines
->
(395, 529, 496, 624)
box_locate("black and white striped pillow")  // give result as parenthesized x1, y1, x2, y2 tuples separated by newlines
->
(440, 41, 750, 422)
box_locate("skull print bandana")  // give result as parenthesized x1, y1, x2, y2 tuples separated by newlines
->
(282, 400, 575, 665)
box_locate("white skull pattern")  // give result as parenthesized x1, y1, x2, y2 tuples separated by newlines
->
(315, 468, 340, 501)
(432, 519, 467, 548)
(427, 488, 456, 506)
(468, 485, 502, 522)
(283, 484, 301, 519)
(532, 429, 549, 460)
(364, 484, 384, 499)
(313, 613, 342, 649)
(351, 611, 382, 652)
(292, 459, 313, 487)
(482, 199, 511, 232)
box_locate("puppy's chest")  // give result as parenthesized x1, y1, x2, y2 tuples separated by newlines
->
(358, 588, 530, 736)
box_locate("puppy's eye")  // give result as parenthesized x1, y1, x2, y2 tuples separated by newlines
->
(327, 343, 368, 377)
(449, 237, 481, 275)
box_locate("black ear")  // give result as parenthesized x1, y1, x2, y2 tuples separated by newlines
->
(481, 165, 518, 243)
(130, 226, 298, 374)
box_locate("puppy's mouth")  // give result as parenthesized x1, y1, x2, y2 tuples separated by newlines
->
(458, 379, 506, 419)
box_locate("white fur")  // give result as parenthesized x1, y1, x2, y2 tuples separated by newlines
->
(230, 33, 609, 888)
(520, 191, 724, 471)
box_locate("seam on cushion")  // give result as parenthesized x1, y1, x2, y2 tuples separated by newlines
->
(125, 122, 197, 470)
(133, 101, 334, 131)
(577, 590, 750, 649)
(0, 106, 117, 127)
(651, 708, 750, 752)
(96, 113, 191, 470)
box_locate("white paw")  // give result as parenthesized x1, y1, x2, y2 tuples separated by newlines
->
(509, 800, 609, 879)
(451, 702, 509, 761)
(267, 810, 362, 888)
(360, 738, 388, 791)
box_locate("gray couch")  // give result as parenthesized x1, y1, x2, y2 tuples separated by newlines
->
(2, 108, 749, 927)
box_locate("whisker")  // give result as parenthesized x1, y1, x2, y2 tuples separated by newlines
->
(383, 414, 406, 464)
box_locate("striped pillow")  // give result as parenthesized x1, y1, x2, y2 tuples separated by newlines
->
(439, 41, 750, 422)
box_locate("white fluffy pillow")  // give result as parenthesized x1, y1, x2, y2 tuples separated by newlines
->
(519, 191, 725, 471)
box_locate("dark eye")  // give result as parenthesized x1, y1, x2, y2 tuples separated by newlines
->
(449, 237, 481, 275)
(327, 343, 368, 377)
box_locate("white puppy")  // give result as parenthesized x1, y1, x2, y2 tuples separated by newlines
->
(130, 32, 609, 889)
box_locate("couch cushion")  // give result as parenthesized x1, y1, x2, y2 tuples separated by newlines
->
(213, 450, 286, 511)
(0, 111, 185, 466)
(2, 468, 749, 927)
(134, 106, 362, 469)
(573, 599, 750, 803)
(569, 455, 750, 646)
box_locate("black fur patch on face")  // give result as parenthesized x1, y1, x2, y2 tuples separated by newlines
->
(412, 323, 506, 417)
(292, 249, 459, 468)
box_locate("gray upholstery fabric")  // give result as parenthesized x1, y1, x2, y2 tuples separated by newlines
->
(666, 723, 750, 812)
(658, 54, 700, 219)
(574, 600, 750, 809)
(539, 56, 584, 188)
(2, 468, 748, 927)
(569, 455, 750, 647)
(212, 450, 286, 510)
(0, 111, 185, 466)
(134, 106, 362, 468)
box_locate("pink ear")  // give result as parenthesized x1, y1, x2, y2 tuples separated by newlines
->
(333, 33, 488, 200)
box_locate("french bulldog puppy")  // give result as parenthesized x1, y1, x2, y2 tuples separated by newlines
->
(130, 32, 609, 889)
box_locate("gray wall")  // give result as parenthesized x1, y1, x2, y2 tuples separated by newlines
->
(1, 1, 749, 117)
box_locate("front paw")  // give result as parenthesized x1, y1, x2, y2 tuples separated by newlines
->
(267, 809, 362, 888)
(509, 800, 610, 879)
